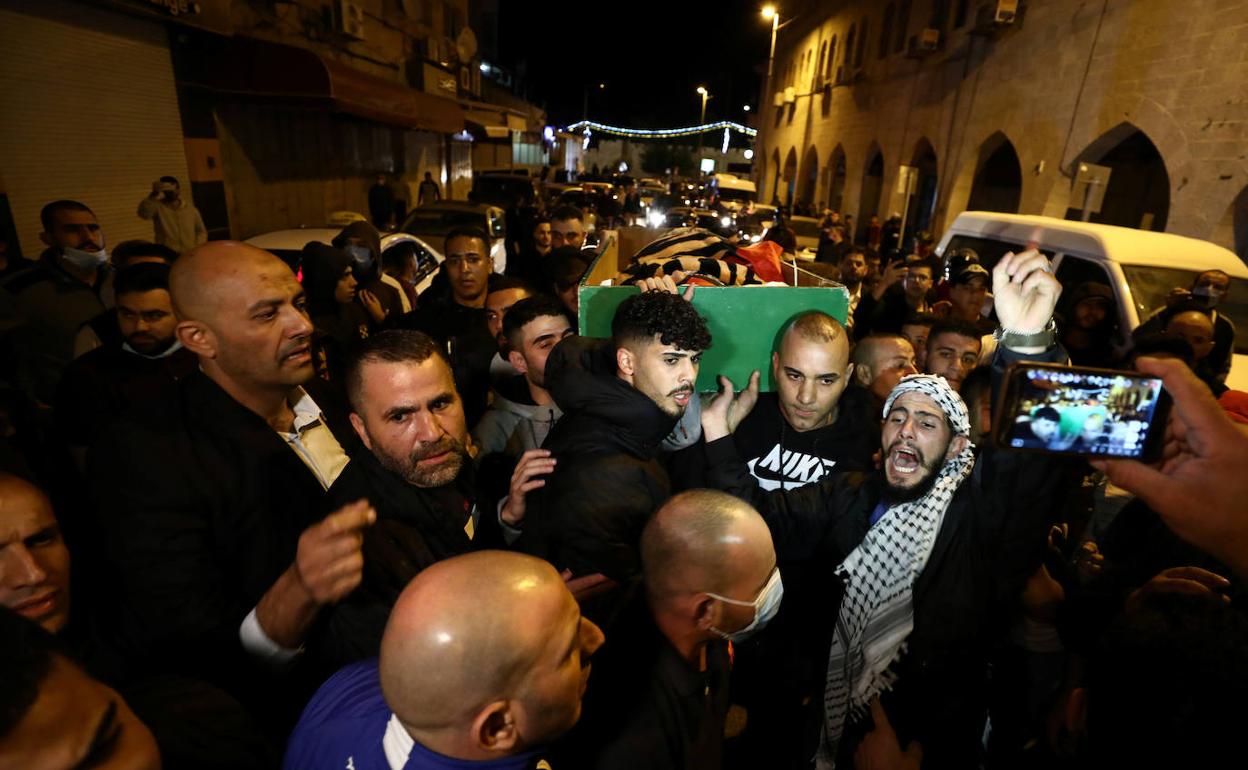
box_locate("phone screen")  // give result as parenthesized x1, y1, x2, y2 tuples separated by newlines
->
(997, 364, 1168, 459)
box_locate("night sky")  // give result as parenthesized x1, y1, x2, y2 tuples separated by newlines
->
(496, 0, 770, 130)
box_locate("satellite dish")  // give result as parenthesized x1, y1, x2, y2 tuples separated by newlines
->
(456, 27, 478, 62)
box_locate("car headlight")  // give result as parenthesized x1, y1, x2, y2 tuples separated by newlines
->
(720, 216, 732, 228)
(647, 211, 665, 228)
(749, 233, 762, 242)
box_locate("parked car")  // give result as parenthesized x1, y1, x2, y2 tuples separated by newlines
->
(470, 172, 540, 208)
(400, 201, 508, 273)
(243, 228, 443, 296)
(935, 212, 1248, 390)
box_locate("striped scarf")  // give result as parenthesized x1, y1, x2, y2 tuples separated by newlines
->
(818, 374, 975, 768)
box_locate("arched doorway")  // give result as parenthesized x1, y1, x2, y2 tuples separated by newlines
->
(907, 137, 938, 244)
(782, 147, 798, 206)
(799, 146, 819, 210)
(827, 144, 847, 214)
(966, 132, 1022, 213)
(1066, 124, 1170, 230)
(859, 144, 885, 241)
(769, 147, 781, 204)
(1214, 184, 1248, 263)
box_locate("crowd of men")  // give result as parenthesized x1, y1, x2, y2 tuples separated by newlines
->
(0, 194, 1246, 770)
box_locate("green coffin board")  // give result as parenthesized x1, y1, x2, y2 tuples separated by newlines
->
(577, 282, 850, 393)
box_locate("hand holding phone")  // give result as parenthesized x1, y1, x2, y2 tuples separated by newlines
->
(995, 363, 1171, 461)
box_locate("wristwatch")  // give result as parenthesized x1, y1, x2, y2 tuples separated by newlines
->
(994, 318, 1057, 348)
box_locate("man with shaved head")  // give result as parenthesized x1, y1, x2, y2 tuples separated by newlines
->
(90, 241, 369, 728)
(285, 551, 603, 769)
(557, 489, 779, 770)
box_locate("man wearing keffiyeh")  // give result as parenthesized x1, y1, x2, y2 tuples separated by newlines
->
(702, 249, 1070, 769)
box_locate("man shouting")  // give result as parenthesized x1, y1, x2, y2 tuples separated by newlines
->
(702, 250, 1070, 768)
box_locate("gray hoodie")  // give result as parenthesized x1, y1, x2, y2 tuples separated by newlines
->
(473, 374, 564, 458)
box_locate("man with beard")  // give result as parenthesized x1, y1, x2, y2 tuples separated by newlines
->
(702, 249, 1070, 769)
(56, 262, 197, 466)
(313, 330, 544, 667)
(1, 200, 113, 404)
(1134, 269, 1236, 383)
(519, 288, 712, 590)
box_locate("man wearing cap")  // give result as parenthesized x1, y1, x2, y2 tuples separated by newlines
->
(702, 249, 1070, 769)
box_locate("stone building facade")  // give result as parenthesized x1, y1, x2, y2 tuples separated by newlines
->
(755, 0, 1248, 258)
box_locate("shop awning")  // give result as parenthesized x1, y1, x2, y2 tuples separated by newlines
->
(464, 108, 530, 140)
(198, 36, 465, 135)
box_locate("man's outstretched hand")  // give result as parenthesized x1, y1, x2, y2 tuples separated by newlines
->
(992, 249, 1061, 350)
(702, 371, 760, 443)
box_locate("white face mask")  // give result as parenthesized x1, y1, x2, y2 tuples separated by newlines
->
(1193, 285, 1226, 307)
(708, 567, 784, 643)
(61, 244, 109, 270)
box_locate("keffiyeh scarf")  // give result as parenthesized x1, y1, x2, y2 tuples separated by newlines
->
(818, 374, 976, 768)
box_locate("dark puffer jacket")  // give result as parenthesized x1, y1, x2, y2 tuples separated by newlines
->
(518, 335, 678, 582)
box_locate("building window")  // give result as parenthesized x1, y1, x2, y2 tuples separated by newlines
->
(827, 35, 837, 80)
(856, 17, 870, 67)
(817, 41, 827, 84)
(880, 4, 896, 59)
(931, 0, 950, 30)
(954, 0, 970, 27)
(845, 24, 857, 69)
(894, 0, 912, 53)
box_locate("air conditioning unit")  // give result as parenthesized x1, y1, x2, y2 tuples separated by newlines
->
(994, 0, 1019, 24)
(336, 0, 365, 39)
(772, 91, 785, 107)
(783, 86, 797, 104)
(907, 28, 940, 56)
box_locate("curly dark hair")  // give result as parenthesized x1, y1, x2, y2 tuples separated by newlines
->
(612, 291, 712, 352)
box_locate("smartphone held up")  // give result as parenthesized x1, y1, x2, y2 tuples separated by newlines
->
(995, 363, 1171, 462)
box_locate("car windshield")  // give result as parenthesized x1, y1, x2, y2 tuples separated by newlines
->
(718, 187, 756, 202)
(402, 209, 483, 236)
(1120, 265, 1248, 355)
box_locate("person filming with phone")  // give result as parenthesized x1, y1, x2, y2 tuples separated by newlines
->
(700, 249, 1075, 769)
(138, 175, 207, 254)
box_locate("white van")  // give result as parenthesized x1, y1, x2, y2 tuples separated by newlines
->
(710, 173, 757, 214)
(935, 212, 1248, 390)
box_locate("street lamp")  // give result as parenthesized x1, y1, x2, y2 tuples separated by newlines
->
(762, 5, 779, 79)
(697, 86, 710, 124)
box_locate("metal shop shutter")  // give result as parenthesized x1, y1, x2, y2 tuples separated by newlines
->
(0, 0, 190, 259)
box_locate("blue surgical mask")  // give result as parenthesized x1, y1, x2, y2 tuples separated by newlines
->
(61, 244, 109, 270)
(708, 567, 784, 643)
(346, 244, 373, 271)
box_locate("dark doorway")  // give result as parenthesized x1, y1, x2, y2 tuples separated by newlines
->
(1066, 127, 1170, 230)
(967, 134, 1022, 213)
(858, 146, 885, 241)
(828, 145, 847, 213)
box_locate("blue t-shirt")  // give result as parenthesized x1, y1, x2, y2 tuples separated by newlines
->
(284, 659, 541, 770)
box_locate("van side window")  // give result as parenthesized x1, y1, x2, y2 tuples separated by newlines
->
(941, 235, 1050, 274)
(1054, 255, 1113, 294)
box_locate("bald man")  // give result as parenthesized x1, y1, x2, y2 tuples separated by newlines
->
(0, 474, 70, 635)
(90, 241, 371, 721)
(285, 551, 603, 770)
(557, 490, 779, 770)
(1164, 307, 1225, 394)
(677, 312, 876, 495)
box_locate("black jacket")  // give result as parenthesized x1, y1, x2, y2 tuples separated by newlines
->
(89, 372, 354, 701)
(703, 345, 1070, 768)
(310, 450, 504, 669)
(554, 591, 731, 770)
(398, 298, 496, 429)
(519, 336, 678, 581)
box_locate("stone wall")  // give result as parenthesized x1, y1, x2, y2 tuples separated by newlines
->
(755, 0, 1248, 256)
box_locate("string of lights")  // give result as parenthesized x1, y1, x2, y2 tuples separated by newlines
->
(565, 120, 758, 139)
